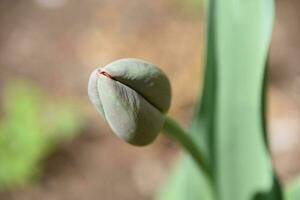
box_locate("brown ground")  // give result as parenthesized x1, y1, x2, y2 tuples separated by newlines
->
(268, 0, 300, 184)
(0, 0, 300, 199)
(0, 0, 202, 199)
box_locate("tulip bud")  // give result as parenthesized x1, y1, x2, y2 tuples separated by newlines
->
(88, 58, 171, 146)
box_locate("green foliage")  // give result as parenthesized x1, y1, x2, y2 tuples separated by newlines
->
(0, 81, 84, 189)
(158, 155, 214, 200)
(158, 0, 282, 199)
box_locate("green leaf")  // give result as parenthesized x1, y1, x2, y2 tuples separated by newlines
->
(158, 0, 282, 199)
(214, 1, 281, 199)
(157, 155, 214, 200)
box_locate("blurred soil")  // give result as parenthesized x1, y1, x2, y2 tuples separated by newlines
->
(0, 0, 300, 199)
(268, 0, 300, 183)
(0, 0, 202, 199)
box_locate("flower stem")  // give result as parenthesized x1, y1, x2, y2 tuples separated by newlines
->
(162, 116, 213, 180)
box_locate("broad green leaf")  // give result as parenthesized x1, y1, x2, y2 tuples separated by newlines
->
(214, 1, 281, 199)
(158, 0, 282, 200)
(157, 155, 214, 200)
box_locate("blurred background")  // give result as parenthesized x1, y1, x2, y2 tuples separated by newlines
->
(0, 0, 299, 199)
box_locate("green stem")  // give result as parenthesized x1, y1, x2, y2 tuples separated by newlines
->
(162, 116, 213, 180)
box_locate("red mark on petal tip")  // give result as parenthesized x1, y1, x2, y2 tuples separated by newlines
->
(96, 69, 113, 79)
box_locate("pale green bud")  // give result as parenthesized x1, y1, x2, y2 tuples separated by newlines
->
(88, 58, 171, 146)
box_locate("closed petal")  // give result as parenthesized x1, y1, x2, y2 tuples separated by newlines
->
(103, 58, 171, 113)
(88, 68, 106, 119)
(98, 75, 165, 146)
